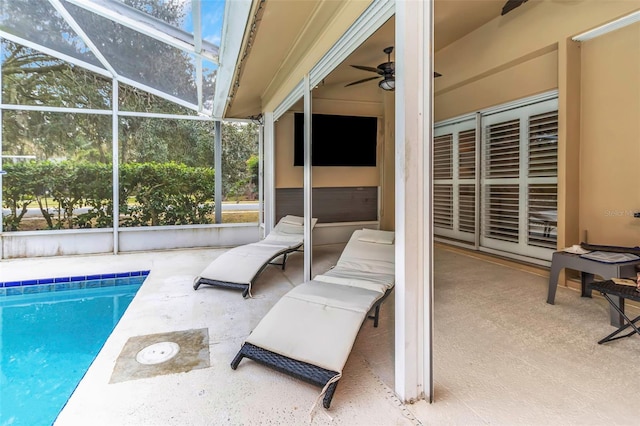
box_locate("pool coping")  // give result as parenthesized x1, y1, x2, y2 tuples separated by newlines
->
(0, 270, 150, 297)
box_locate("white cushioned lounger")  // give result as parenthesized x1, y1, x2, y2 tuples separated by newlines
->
(193, 215, 317, 297)
(231, 229, 395, 408)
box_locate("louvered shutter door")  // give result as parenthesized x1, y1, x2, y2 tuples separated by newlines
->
(433, 119, 476, 243)
(480, 98, 558, 261)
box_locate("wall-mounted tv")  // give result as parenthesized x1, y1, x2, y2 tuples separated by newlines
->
(293, 113, 377, 167)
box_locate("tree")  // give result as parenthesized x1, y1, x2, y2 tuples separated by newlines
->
(221, 122, 258, 200)
(1, 1, 259, 230)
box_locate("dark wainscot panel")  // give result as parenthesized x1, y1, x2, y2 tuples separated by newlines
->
(275, 187, 378, 223)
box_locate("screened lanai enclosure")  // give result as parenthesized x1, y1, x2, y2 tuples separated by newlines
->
(0, 0, 261, 258)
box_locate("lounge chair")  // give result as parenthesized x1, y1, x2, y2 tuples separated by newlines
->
(230, 228, 395, 408)
(193, 215, 317, 298)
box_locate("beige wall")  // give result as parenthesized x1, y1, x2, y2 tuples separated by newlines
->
(274, 98, 383, 189)
(435, 1, 640, 250)
(580, 23, 640, 246)
(435, 48, 558, 121)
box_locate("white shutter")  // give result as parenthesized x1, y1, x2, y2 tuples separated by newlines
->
(484, 184, 520, 243)
(528, 111, 558, 178)
(528, 183, 557, 248)
(433, 119, 476, 243)
(481, 98, 558, 261)
(482, 117, 521, 244)
(434, 184, 453, 229)
(458, 129, 476, 235)
(433, 94, 558, 262)
(486, 119, 520, 179)
(433, 133, 453, 229)
(527, 110, 558, 249)
(433, 134, 452, 179)
(459, 184, 475, 234)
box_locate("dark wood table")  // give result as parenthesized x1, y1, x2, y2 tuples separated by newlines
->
(547, 251, 640, 326)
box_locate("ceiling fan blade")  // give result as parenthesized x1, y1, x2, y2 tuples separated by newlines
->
(501, 0, 528, 15)
(345, 76, 380, 87)
(350, 65, 382, 74)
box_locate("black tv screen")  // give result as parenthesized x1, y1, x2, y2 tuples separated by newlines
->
(293, 113, 377, 167)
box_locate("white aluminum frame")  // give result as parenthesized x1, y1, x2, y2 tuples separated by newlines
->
(63, 0, 218, 61)
(212, 0, 253, 118)
(395, 0, 433, 404)
(3, 0, 225, 115)
(308, 0, 395, 88)
(572, 10, 640, 41)
(303, 75, 313, 282)
(263, 112, 275, 234)
(112, 80, 120, 253)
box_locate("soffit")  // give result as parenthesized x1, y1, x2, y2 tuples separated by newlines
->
(225, 0, 320, 119)
(225, 0, 508, 118)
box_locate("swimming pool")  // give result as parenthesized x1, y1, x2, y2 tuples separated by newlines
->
(0, 271, 149, 426)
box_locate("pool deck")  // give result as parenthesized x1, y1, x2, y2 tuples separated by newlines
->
(3, 244, 640, 425)
(4, 245, 418, 425)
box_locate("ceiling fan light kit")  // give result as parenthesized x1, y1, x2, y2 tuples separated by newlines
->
(378, 77, 395, 91)
(347, 46, 396, 91)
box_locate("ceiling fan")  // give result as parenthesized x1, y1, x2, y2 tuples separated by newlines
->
(346, 46, 395, 91)
(501, 0, 528, 15)
(345, 46, 442, 91)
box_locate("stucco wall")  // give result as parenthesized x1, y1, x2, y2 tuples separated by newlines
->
(579, 23, 640, 246)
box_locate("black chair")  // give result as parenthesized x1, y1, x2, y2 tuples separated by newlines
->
(587, 280, 640, 344)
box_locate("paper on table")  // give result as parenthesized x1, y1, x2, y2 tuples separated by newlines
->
(580, 251, 640, 263)
(562, 245, 591, 255)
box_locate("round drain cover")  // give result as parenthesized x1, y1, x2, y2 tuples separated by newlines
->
(136, 341, 180, 365)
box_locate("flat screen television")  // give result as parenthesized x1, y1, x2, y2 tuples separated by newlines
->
(293, 113, 377, 167)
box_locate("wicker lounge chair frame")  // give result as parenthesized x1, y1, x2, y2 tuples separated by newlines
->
(193, 245, 302, 298)
(231, 343, 340, 409)
(230, 286, 392, 408)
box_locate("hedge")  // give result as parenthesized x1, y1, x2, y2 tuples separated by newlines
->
(1, 161, 216, 231)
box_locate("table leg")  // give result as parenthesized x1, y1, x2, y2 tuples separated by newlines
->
(547, 259, 563, 305)
(581, 272, 594, 298)
(608, 297, 625, 328)
(582, 273, 624, 326)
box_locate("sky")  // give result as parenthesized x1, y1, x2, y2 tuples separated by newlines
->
(179, 0, 226, 47)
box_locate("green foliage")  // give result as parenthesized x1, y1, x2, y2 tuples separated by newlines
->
(2, 161, 216, 231)
(222, 123, 259, 200)
(119, 162, 215, 227)
(246, 154, 259, 187)
(1, 161, 37, 231)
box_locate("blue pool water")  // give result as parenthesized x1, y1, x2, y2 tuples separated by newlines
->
(0, 273, 148, 426)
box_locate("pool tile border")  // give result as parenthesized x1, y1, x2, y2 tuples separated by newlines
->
(0, 270, 150, 297)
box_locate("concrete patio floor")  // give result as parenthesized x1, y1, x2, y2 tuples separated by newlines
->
(2, 243, 640, 425)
